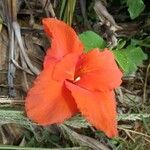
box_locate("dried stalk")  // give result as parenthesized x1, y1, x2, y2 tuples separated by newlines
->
(143, 62, 150, 104)
(1, 0, 40, 96)
(94, 0, 122, 48)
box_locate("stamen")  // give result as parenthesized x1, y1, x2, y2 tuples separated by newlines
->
(74, 76, 81, 83)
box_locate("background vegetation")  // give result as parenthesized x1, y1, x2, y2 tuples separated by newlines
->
(0, 0, 150, 149)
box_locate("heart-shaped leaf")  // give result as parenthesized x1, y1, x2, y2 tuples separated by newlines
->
(113, 46, 147, 75)
(126, 0, 145, 19)
(79, 31, 106, 52)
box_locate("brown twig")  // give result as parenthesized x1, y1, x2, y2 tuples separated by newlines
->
(143, 62, 150, 104)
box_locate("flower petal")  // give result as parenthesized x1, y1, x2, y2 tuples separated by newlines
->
(53, 53, 79, 81)
(75, 48, 122, 91)
(25, 60, 78, 125)
(42, 18, 83, 63)
(65, 81, 118, 138)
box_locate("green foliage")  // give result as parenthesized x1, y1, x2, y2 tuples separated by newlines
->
(126, 0, 145, 19)
(59, 0, 67, 19)
(0, 144, 82, 150)
(59, 0, 76, 25)
(113, 46, 147, 74)
(79, 31, 106, 52)
(0, 109, 34, 127)
(65, 115, 89, 129)
(79, 31, 147, 75)
(116, 39, 127, 50)
(131, 36, 150, 48)
(118, 113, 150, 121)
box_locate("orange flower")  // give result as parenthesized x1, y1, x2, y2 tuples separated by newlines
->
(25, 18, 122, 138)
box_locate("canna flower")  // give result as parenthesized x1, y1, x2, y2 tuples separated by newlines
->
(25, 18, 122, 138)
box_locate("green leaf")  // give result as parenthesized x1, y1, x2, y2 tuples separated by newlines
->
(117, 39, 127, 50)
(113, 46, 147, 75)
(79, 31, 106, 52)
(126, 0, 145, 19)
(118, 114, 150, 121)
(65, 115, 89, 129)
(0, 109, 35, 127)
(131, 36, 150, 48)
(59, 0, 67, 19)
